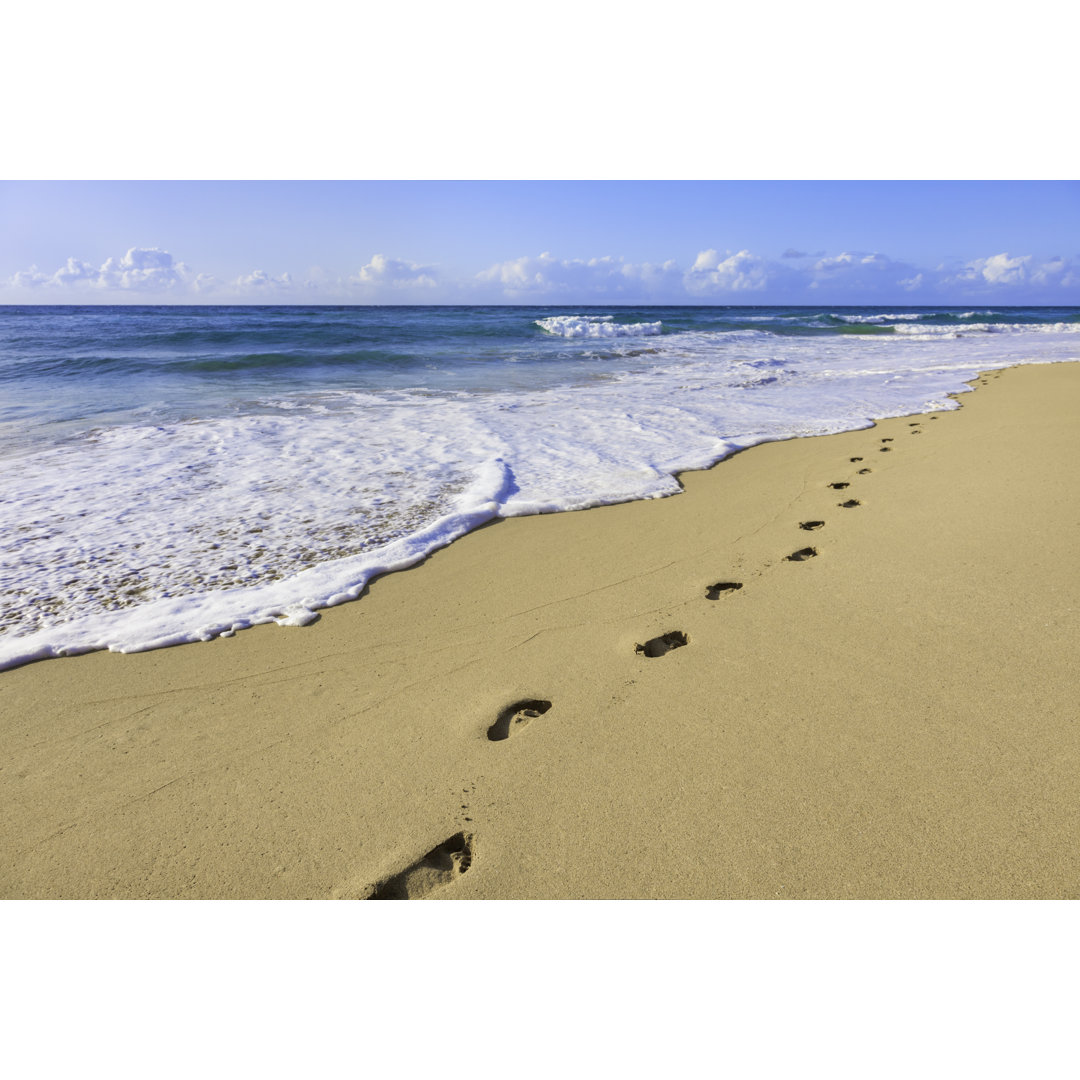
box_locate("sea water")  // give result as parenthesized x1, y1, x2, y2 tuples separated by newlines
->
(1, 304, 1078, 670)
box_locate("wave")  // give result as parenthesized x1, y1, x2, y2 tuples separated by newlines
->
(891, 321, 1080, 337)
(535, 315, 663, 338)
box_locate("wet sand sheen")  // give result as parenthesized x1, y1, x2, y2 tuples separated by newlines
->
(1, 363, 1078, 898)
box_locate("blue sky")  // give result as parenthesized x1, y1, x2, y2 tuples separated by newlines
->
(3, 181, 1078, 305)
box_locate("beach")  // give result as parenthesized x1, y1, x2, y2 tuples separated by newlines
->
(1, 360, 1077, 899)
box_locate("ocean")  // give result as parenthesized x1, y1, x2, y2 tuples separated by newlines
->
(1, 304, 1078, 671)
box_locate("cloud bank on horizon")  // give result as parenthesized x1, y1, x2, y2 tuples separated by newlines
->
(5, 245, 1078, 304)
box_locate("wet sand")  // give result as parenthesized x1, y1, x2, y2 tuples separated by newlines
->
(2, 362, 1078, 898)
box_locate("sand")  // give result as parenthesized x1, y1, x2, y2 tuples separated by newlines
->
(1, 362, 1077, 899)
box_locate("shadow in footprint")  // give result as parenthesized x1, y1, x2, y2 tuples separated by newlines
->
(879, 447, 892, 452)
(799, 521, 825, 531)
(786, 547, 818, 562)
(881, 438, 894, 443)
(369, 832, 474, 900)
(839, 499, 860, 508)
(828, 482, 850, 490)
(857, 468, 872, 474)
(487, 699, 552, 742)
(850, 457, 863, 462)
(706, 581, 743, 600)
(636, 631, 688, 658)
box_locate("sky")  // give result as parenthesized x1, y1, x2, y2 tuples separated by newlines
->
(2, 181, 1078, 306)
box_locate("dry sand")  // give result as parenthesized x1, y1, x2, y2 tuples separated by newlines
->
(1, 362, 1077, 899)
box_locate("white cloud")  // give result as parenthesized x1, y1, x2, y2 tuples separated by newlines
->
(940, 251, 1080, 293)
(973, 252, 1030, 285)
(5, 247, 189, 292)
(684, 249, 770, 293)
(5, 244, 1077, 304)
(10, 266, 51, 288)
(99, 247, 189, 290)
(477, 252, 682, 298)
(234, 269, 294, 290)
(1030, 256, 1079, 287)
(350, 254, 437, 289)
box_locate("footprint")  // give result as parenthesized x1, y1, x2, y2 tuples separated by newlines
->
(910, 430, 921, 435)
(909, 422, 921, 427)
(879, 447, 892, 452)
(785, 547, 818, 562)
(850, 457, 863, 462)
(799, 521, 825, 531)
(705, 581, 743, 600)
(839, 499, 860, 508)
(828, 482, 850, 490)
(881, 438, 894, 443)
(368, 832, 474, 900)
(857, 468, 872, 474)
(636, 631, 688, 658)
(487, 699, 552, 742)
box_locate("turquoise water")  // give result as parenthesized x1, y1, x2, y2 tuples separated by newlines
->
(1, 304, 1078, 669)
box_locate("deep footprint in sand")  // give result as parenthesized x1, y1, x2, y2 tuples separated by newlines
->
(839, 499, 861, 508)
(785, 547, 818, 562)
(828, 482, 850, 490)
(880, 447, 892, 452)
(705, 581, 743, 600)
(850, 457, 863, 462)
(368, 832, 474, 899)
(487, 699, 552, 741)
(799, 521, 825, 531)
(881, 438, 894, 443)
(636, 631, 688, 658)
(857, 468, 872, 474)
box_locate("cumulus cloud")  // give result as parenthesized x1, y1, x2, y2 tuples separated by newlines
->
(350, 254, 437, 289)
(5, 247, 190, 292)
(5, 244, 1078, 304)
(948, 252, 1032, 286)
(805, 250, 925, 294)
(1031, 256, 1079, 287)
(234, 269, 294, 291)
(939, 251, 1079, 294)
(477, 252, 682, 299)
(684, 249, 771, 293)
(99, 247, 189, 290)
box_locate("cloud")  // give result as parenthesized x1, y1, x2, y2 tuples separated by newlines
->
(684, 249, 771, 293)
(6, 244, 1078, 304)
(350, 254, 437, 289)
(1030, 256, 1079, 287)
(99, 247, 189, 290)
(939, 251, 1079, 293)
(234, 269, 294, 291)
(5, 247, 189, 292)
(476, 252, 682, 299)
(805, 250, 925, 294)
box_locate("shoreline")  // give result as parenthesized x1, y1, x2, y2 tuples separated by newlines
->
(2, 362, 1078, 898)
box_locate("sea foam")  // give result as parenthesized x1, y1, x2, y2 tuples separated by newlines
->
(1, 307, 1077, 671)
(535, 315, 663, 338)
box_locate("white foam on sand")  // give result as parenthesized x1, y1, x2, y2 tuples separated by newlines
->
(2, 318, 1078, 670)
